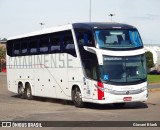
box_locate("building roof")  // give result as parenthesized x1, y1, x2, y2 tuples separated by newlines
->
(0, 40, 7, 44)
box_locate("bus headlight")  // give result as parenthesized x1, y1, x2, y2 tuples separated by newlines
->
(141, 86, 147, 91)
(104, 86, 113, 93)
(105, 88, 113, 93)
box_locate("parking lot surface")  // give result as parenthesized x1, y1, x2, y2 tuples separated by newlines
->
(0, 74, 160, 130)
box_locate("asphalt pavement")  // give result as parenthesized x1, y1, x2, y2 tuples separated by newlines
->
(0, 73, 160, 130)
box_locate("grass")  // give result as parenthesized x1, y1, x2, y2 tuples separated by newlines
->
(147, 74, 160, 84)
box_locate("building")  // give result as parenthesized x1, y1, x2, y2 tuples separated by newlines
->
(0, 40, 6, 49)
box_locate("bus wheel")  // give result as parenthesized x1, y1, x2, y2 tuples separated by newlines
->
(26, 85, 33, 100)
(72, 87, 84, 108)
(113, 103, 125, 108)
(18, 84, 26, 99)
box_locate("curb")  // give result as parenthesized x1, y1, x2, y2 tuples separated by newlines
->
(148, 83, 160, 85)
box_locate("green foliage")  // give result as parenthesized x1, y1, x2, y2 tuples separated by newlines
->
(0, 47, 6, 72)
(148, 75, 160, 83)
(145, 51, 154, 69)
(0, 47, 5, 59)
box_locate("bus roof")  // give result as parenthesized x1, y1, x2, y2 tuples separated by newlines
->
(8, 22, 136, 41)
(72, 22, 136, 30)
(8, 23, 72, 41)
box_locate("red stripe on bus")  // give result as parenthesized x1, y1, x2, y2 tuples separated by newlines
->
(97, 82, 104, 100)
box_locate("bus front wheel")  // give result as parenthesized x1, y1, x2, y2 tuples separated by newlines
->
(72, 88, 84, 108)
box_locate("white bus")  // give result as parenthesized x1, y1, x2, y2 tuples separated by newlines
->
(6, 23, 148, 107)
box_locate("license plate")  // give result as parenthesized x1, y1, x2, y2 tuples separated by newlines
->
(123, 97, 132, 101)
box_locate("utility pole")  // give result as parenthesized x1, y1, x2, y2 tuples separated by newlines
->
(89, 0, 92, 22)
(40, 23, 45, 30)
(108, 14, 115, 22)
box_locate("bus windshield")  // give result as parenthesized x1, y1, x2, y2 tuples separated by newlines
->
(95, 29, 143, 49)
(100, 54, 147, 84)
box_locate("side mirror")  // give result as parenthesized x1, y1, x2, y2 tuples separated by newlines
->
(83, 46, 103, 65)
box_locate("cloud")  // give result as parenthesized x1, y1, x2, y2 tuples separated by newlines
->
(147, 14, 160, 19)
(134, 16, 151, 20)
(147, 14, 160, 17)
(129, 16, 152, 21)
(130, 14, 160, 21)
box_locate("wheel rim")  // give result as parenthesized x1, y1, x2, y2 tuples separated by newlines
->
(74, 91, 82, 104)
(27, 88, 31, 98)
(18, 86, 23, 95)
(18, 88, 21, 94)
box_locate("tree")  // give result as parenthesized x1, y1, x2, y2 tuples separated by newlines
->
(2, 38, 7, 41)
(145, 51, 154, 69)
(0, 46, 6, 72)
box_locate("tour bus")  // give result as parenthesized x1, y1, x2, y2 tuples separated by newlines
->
(6, 22, 148, 107)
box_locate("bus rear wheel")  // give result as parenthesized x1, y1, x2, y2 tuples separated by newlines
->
(18, 84, 26, 99)
(72, 88, 84, 108)
(26, 85, 33, 100)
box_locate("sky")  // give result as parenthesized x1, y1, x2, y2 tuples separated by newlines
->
(0, 0, 160, 44)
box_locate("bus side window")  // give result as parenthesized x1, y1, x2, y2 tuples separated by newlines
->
(50, 34, 61, 53)
(13, 41, 20, 56)
(39, 37, 49, 54)
(29, 38, 38, 54)
(76, 30, 95, 47)
(75, 29, 98, 80)
(64, 31, 77, 57)
(21, 40, 28, 55)
(7, 41, 13, 57)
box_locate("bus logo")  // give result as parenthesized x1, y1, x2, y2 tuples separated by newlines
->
(126, 91, 130, 95)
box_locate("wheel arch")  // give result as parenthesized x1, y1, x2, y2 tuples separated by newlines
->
(17, 81, 23, 93)
(24, 81, 35, 95)
(24, 81, 34, 95)
(71, 84, 84, 101)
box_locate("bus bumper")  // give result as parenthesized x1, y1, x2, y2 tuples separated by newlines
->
(90, 90, 148, 104)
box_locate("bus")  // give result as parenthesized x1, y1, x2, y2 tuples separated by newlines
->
(6, 22, 148, 107)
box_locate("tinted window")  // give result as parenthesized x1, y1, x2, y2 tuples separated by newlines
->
(100, 55, 146, 84)
(13, 41, 20, 56)
(49, 30, 76, 56)
(39, 36, 49, 53)
(63, 31, 76, 57)
(50, 34, 61, 53)
(7, 41, 13, 56)
(21, 40, 28, 55)
(75, 29, 95, 47)
(29, 38, 38, 54)
(95, 29, 143, 49)
(82, 53, 99, 80)
(75, 29, 98, 79)
(7, 30, 76, 57)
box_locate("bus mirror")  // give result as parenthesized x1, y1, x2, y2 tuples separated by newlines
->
(83, 46, 103, 65)
(83, 46, 96, 54)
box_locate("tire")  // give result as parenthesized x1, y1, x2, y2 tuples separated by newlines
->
(72, 88, 84, 108)
(18, 85, 22, 97)
(26, 85, 33, 100)
(113, 103, 125, 108)
(18, 84, 26, 99)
